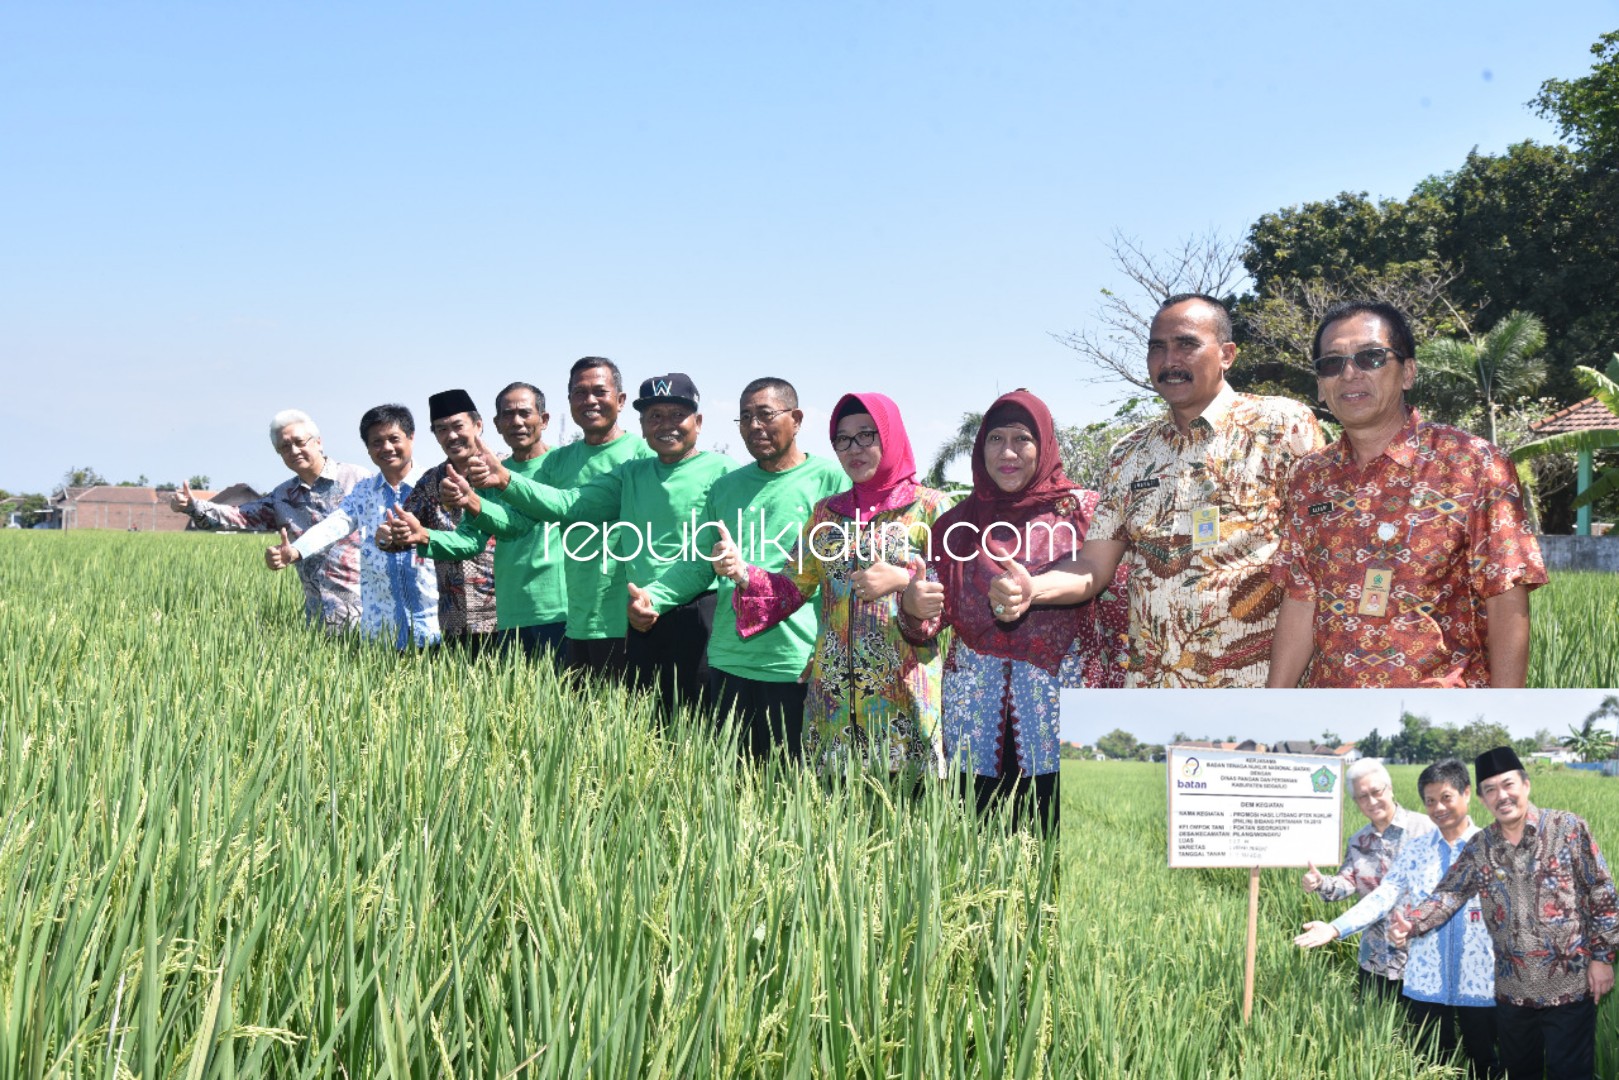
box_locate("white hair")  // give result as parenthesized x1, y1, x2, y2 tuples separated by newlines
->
(270, 409, 318, 450)
(1346, 758, 1391, 791)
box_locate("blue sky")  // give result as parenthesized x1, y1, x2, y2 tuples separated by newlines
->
(1059, 689, 1619, 747)
(3, 2, 1616, 495)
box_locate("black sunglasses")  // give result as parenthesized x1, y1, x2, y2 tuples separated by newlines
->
(1313, 346, 1404, 378)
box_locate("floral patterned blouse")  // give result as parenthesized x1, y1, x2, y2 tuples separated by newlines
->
(1332, 823, 1494, 1006)
(1409, 806, 1619, 1007)
(733, 484, 953, 776)
(1315, 805, 1435, 979)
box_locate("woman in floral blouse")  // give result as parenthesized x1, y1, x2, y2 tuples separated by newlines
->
(722, 393, 952, 779)
(901, 390, 1128, 830)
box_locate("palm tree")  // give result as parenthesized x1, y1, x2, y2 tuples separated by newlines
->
(1561, 696, 1619, 762)
(925, 411, 984, 488)
(1417, 310, 1547, 446)
(1511, 356, 1619, 520)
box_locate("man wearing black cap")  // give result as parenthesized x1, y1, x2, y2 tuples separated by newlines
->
(458, 373, 737, 717)
(391, 389, 499, 647)
(1390, 746, 1619, 1080)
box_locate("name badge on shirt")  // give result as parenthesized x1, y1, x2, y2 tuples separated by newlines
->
(1191, 505, 1220, 551)
(1130, 478, 1161, 493)
(1360, 568, 1393, 617)
(1308, 501, 1333, 517)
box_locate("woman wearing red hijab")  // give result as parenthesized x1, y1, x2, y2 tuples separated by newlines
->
(901, 390, 1128, 829)
(718, 392, 953, 778)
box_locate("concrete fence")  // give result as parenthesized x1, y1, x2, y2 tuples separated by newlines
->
(1537, 535, 1619, 572)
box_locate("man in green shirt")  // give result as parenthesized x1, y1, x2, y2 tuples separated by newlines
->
(633, 377, 846, 761)
(460, 373, 737, 719)
(432, 357, 655, 673)
(379, 381, 570, 658)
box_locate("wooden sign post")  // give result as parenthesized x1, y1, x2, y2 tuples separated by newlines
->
(1166, 747, 1344, 1024)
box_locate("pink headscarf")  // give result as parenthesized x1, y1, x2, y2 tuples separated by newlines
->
(828, 392, 918, 517)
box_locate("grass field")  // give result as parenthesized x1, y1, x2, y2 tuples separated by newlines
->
(1059, 760, 1619, 1079)
(0, 532, 1053, 1078)
(1527, 571, 1619, 689)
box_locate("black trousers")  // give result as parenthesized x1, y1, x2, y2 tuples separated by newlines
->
(969, 772, 1059, 832)
(1406, 998, 1500, 1079)
(1494, 998, 1595, 1080)
(1356, 966, 1403, 1002)
(626, 592, 716, 719)
(496, 621, 567, 661)
(564, 634, 628, 680)
(707, 668, 806, 762)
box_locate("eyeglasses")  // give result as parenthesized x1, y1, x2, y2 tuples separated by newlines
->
(1313, 347, 1403, 378)
(832, 429, 879, 452)
(1352, 785, 1390, 804)
(736, 408, 787, 428)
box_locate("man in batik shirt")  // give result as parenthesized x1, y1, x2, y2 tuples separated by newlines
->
(398, 389, 498, 647)
(1391, 747, 1618, 1080)
(1268, 301, 1546, 688)
(272, 403, 440, 649)
(1298, 758, 1434, 997)
(169, 408, 370, 631)
(987, 293, 1323, 686)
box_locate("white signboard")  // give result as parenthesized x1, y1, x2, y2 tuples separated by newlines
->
(1166, 748, 1344, 868)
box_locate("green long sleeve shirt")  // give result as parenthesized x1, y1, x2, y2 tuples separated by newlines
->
(476, 433, 653, 639)
(475, 450, 740, 599)
(418, 453, 567, 630)
(643, 455, 847, 682)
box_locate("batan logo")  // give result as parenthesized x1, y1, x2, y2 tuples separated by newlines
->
(1176, 757, 1206, 789)
(1180, 758, 1201, 779)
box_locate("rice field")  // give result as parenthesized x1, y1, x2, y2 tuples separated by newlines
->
(1528, 571, 1619, 689)
(1059, 760, 1619, 1079)
(0, 532, 1053, 1079)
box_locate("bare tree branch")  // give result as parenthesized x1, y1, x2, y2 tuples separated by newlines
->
(1053, 230, 1249, 393)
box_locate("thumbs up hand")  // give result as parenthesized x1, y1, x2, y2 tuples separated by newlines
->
(169, 479, 195, 513)
(1301, 862, 1324, 893)
(710, 522, 748, 585)
(440, 464, 482, 515)
(627, 582, 658, 632)
(1386, 907, 1413, 948)
(462, 437, 510, 491)
(850, 554, 910, 603)
(265, 526, 300, 570)
(376, 507, 428, 551)
(901, 556, 944, 621)
(987, 554, 1034, 623)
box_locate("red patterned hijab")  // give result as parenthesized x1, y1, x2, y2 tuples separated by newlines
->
(930, 389, 1094, 673)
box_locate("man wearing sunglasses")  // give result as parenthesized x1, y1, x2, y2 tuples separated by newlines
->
(1268, 301, 1546, 688)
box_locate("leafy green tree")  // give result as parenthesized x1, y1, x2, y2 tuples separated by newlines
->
(1453, 719, 1515, 762)
(188, 474, 211, 489)
(58, 466, 107, 491)
(1096, 728, 1142, 761)
(1533, 30, 1619, 157)
(1416, 311, 1547, 444)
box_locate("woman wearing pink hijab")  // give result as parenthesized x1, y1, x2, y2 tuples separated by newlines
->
(717, 393, 953, 778)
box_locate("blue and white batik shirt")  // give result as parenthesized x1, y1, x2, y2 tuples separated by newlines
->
(292, 466, 440, 649)
(1331, 822, 1495, 1007)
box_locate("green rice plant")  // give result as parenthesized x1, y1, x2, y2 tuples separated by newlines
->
(1529, 571, 1619, 689)
(1058, 760, 1619, 1079)
(0, 532, 1053, 1078)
